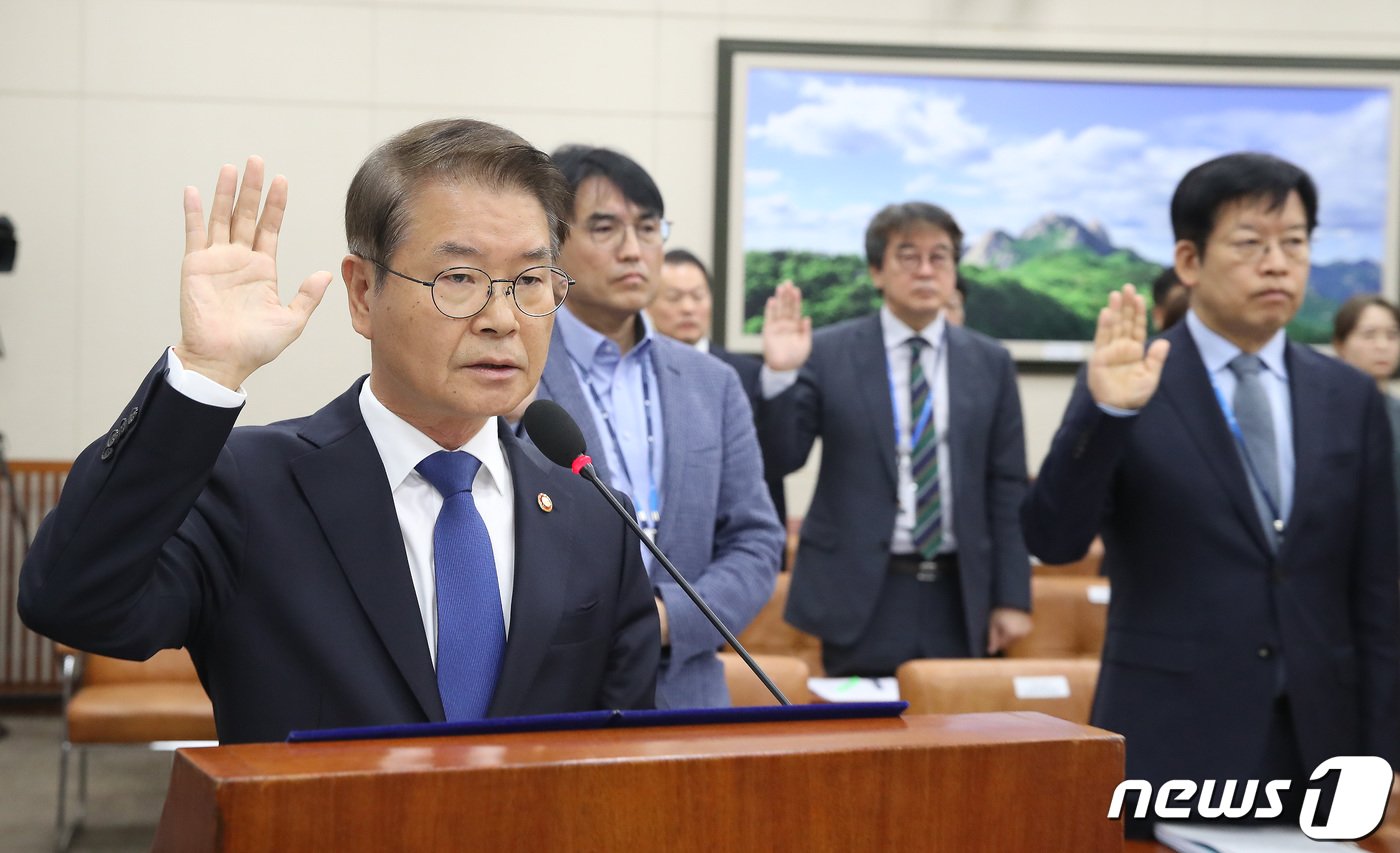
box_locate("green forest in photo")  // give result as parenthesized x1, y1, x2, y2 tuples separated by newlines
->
(743, 215, 1368, 343)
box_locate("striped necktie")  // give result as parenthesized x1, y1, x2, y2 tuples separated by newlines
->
(909, 337, 943, 559)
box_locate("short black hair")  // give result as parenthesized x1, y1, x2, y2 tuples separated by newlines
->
(550, 145, 664, 219)
(664, 248, 710, 286)
(1151, 265, 1181, 306)
(865, 202, 964, 269)
(1170, 152, 1318, 256)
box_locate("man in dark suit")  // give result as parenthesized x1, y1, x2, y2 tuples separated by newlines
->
(534, 147, 783, 709)
(759, 202, 1033, 676)
(1023, 152, 1400, 831)
(19, 119, 660, 745)
(653, 248, 786, 527)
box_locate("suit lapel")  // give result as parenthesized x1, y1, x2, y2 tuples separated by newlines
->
(943, 326, 975, 522)
(290, 381, 445, 722)
(488, 425, 570, 715)
(540, 324, 612, 483)
(852, 314, 899, 488)
(1283, 342, 1328, 552)
(1155, 325, 1273, 556)
(653, 341, 688, 548)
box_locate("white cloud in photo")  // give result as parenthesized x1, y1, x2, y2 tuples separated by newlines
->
(748, 78, 989, 165)
(1164, 95, 1388, 259)
(745, 168, 783, 189)
(745, 191, 877, 253)
(903, 125, 1212, 261)
(746, 88, 1388, 265)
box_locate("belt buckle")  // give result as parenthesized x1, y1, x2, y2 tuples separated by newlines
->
(915, 560, 940, 582)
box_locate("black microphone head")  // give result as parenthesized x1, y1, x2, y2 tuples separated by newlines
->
(522, 399, 587, 469)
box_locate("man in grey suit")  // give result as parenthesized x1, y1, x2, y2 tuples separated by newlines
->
(760, 202, 1032, 676)
(534, 145, 784, 708)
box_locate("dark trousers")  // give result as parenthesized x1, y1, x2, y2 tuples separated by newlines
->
(821, 554, 969, 677)
(1124, 696, 1307, 840)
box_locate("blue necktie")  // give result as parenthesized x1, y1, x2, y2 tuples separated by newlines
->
(416, 450, 504, 721)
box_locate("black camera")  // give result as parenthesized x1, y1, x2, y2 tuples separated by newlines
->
(0, 217, 14, 272)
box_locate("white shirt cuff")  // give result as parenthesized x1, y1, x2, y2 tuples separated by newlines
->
(165, 347, 246, 408)
(760, 365, 799, 400)
(1096, 402, 1140, 418)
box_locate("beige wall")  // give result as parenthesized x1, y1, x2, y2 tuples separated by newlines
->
(2, 1, 1395, 500)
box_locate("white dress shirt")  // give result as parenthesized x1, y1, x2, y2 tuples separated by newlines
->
(163, 348, 517, 665)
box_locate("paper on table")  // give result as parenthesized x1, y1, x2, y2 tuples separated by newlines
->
(807, 677, 901, 703)
(1155, 822, 1360, 852)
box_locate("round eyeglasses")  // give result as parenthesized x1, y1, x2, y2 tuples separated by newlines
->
(367, 259, 575, 319)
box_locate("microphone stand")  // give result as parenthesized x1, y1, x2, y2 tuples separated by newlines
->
(575, 462, 791, 706)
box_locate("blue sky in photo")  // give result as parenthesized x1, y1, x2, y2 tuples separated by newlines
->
(742, 66, 1391, 266)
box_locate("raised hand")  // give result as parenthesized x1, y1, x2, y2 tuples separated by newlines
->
(762, 280, 812, 372)
(174, 157, 332, 390)
(1087, 284, 1171, 411)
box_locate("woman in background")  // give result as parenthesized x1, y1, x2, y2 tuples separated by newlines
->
(1333, 294, 1400, 496)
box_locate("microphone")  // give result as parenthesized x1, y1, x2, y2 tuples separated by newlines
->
(522, 399, 790, 706)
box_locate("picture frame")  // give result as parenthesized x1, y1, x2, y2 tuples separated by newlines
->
(713, 39, 1400, 364)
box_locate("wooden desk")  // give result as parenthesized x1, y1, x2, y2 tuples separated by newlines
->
(155, 711, 1124, 852)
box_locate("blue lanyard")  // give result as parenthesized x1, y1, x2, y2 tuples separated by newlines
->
(1208, 377, 1284, 534)
(566, 347, 662, 538)
(887, 337, 942, 450)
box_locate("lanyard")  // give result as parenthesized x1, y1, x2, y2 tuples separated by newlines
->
(566, 347, 662, 538)
(1208, 376, 1284, 535)
(887, 336, 943, 451)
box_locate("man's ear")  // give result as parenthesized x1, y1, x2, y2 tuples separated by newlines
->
(344, 255, 374, 340)
(1174, 240, 1201, 290)
(868, 264, 886, 295)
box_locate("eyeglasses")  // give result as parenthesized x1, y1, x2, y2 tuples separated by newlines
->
(1222, 235, 1311, 265)
(585, 216, 672, 250)
(893, 247, 957, 274)
(366, 259, 574, 319)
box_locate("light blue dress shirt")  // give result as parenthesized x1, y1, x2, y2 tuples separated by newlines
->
(555, 306, 667, 576)
(1184, 309, 1295, 524)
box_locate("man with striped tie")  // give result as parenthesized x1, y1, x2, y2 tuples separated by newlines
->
(759, 202, 1032, 677)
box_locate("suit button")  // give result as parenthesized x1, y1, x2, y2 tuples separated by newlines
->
(100, 447, 113, 461)
(1257, 646, 1273, 659)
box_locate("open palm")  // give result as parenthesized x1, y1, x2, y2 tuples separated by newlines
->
(175, 157, 331, 390)
(1087, 284, 1171, 411)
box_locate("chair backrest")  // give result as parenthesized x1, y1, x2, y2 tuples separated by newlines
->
(720, 652, 812, 706)
(1005, 576, 1110, 659)
(81, 647, 202, 686)
(735, 572, 825, 677)
(895, 658, 1100, 725)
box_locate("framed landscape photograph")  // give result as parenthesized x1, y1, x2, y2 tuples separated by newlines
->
(714, 40, 1400, 363)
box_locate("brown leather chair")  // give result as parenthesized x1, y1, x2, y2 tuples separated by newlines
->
(56, 645, 216, 850)
(1006, 576, 1110, 659)
(895, 658, 1100, 725)
(720, 652, 812, 706)
(734, 572, 825, 677)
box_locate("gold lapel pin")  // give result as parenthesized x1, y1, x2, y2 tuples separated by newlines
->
(537, 493, 554, 513)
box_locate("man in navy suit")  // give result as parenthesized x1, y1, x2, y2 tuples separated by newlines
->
(759, 202, 1033, 676)
(534, 147, 784, 709)
(1023, 152, 1400, 831)
(652, 248, 787, 529)
(19, 119, 660, 744)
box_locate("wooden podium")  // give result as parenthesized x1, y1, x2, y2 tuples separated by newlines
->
(154, 711, 1124, 852)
